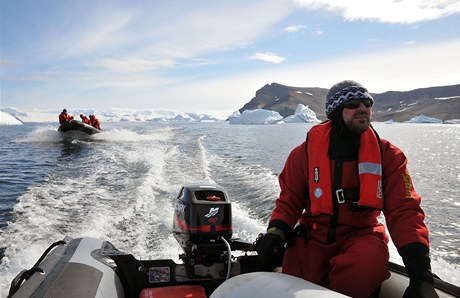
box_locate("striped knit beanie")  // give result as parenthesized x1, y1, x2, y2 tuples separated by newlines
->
(325, 80, 374, 119)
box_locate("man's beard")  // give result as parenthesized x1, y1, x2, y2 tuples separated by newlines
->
(345, 112, 371, 134)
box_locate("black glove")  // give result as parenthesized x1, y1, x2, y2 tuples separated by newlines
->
(255, 232, 285, 270)
(399, 243, 439, 298)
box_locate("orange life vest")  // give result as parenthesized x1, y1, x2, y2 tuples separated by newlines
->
(59, 112, 73, 124)
(90, 117, 100, 129)
(307, 122, 383, 215)
(81, 116, 90, 124)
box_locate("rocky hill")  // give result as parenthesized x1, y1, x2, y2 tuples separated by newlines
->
(239, 83, 460, 122)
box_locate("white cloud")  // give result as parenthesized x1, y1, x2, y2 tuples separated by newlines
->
(131, 38, 460, 112)
(284, 25, 306, 32)
(5, 38, 459, 114)
(293, 0, 460, 24)
(30, 1, 295, 65)
(89, 58, 176, 73)
(249, 52, 286, 64)
(314, 29, 324, 35)
(247, 38, 460, 92)
(42, 13, 134, 61)
(111, 2, 293, 59)
(18, 75, 51, 81)
(3, 1, 459, 114)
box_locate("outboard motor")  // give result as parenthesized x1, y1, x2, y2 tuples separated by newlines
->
(173, 184, 232, 264)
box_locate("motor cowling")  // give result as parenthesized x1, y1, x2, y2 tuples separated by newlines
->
(173, 184, 232, 258)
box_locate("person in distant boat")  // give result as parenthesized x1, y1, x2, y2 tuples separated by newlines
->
(89, 114, 101, 130)
(255, 80, 438, 298)
(80, 113, 91, 125)
(58, 109, 74, 124)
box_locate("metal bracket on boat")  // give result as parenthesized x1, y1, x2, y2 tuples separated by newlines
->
(174, 262, 242, 282)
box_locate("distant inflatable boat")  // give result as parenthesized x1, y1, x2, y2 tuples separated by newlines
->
(7, 184, 460, 298)
(58, 120, 100, 135)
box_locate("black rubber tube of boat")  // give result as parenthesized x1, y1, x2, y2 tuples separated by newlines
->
(8, 240, 67, 297)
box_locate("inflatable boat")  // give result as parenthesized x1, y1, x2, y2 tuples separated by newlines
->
(58, 120, 100, 135)
(7, 184, 460, 298)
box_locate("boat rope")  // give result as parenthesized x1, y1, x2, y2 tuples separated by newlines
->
(220, 237, 232, 280)
(8, 239, 67, 297)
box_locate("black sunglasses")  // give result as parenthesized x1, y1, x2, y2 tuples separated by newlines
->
(342, 98, 373, 109)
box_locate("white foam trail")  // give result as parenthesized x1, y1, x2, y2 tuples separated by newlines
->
(196, 140, 280, 240)
(431, 256, 460, 285)
(14, 125, 62, 143)
(92, 126, 174, 143)
(0, 125, 183, 294)
(196, 135, 213, 183)
(231, 203, 266, 241)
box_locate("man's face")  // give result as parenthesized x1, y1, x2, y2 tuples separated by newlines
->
(341, 99, 372, 134)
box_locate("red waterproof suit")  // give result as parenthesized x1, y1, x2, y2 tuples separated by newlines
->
(80, 115, 90, 124)
(270, 123, 430, 297)
(59, 112, 73, 124)
(90, 117, 101, 130)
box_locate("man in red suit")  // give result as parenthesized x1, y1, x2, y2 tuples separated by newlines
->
(58, 109, 73, 124)
(255, 80, 438, 298)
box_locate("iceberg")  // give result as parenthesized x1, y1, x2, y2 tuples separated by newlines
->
(228, 109, 284, 124)
(281, 104, 321, 123)
(0, 111, 23, 125)
(445, 119, 460, 124)
(405, 115, 443, 124)
(229, 105, 320, 125)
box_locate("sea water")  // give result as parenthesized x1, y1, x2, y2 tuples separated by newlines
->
(0, 121, 459, 296)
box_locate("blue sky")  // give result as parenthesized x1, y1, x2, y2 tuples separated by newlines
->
(1, 0, 460, 117)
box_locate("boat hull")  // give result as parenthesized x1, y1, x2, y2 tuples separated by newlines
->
(58, 120, 100, 135)
(8, 237, 460, 298)
(9, 238, 123, 298)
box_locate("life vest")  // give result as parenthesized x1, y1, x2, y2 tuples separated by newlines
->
(90, 117, 101, 129)
(58, 113, 66, 124)
(307, 122, 383, 215)
(81, 116, 90, 124)
(59, 112, 73, 124)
